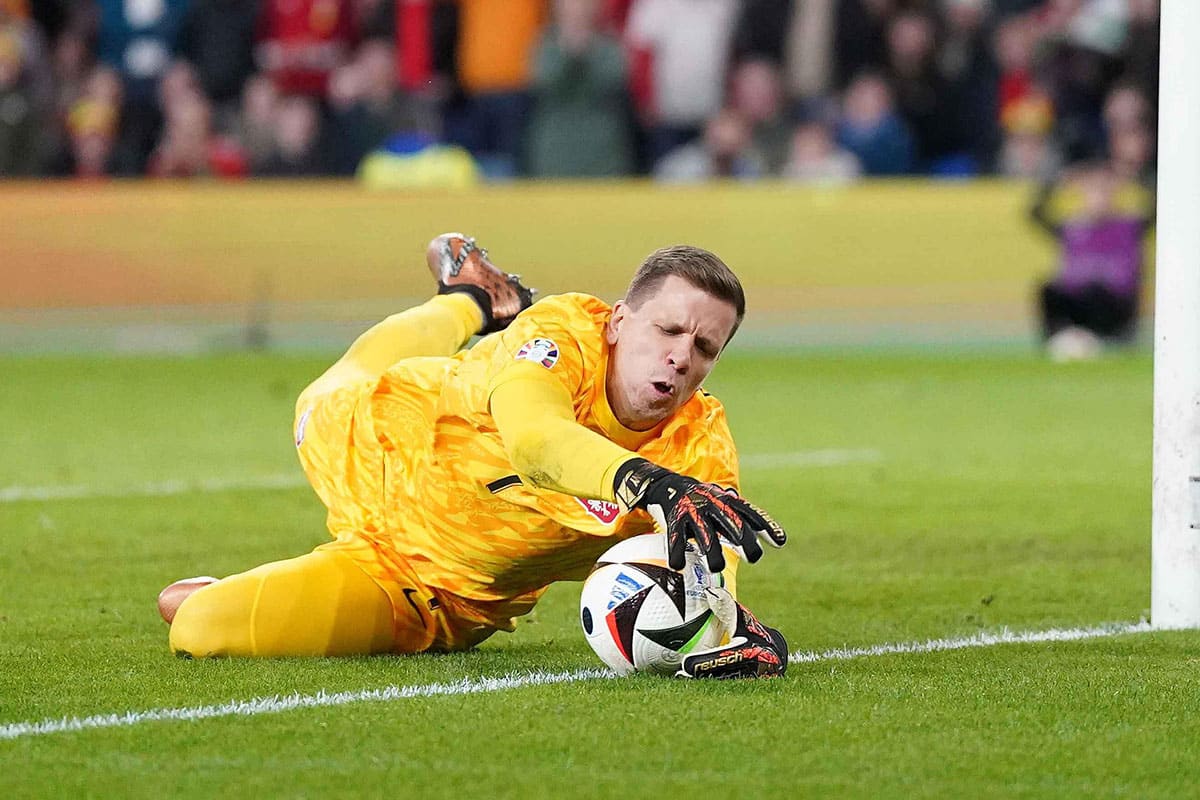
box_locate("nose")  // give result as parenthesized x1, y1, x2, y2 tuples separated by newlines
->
(666, 339, 692, 373)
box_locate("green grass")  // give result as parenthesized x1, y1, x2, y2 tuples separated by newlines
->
(3, 349, 1198, 799)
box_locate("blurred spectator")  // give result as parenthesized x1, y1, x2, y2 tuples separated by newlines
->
(1107, 120, 1153, 185)
(1102, 81, 1150, 134)
(731, 0, 792, 65)
(29, 0, 71, 44)
(178, 0, 260, 128)
(147, 86, 246, 177)
(355, 0, 396, 40)
(997, 92, 1058, 178)
(95, 0, 191, 174)
(938, 0, 1000, 173)
(653, 108, 764, 182)
(602, 0, 635, 31)
(885, 9, 974, 174)
(993, 10, 1040, 132)
(626, 0, 738, 167)
(234, 71, 279, 172)
(49, 19, 91, 112)
(63, 93, 119, 178)
(158, 59, 201, 118)
(0, 11, 47, 175)
(782, 114, 861, 184)
(1036, 0, 1129, 164)
(781, 0, 835, 101)
(1101, 82, 1154, 184)
(258, 93, 323, 175)
(0, 0, 1167, 180)
(835, 71, 914, 175)
(325, 38, 438, 174)
(42, 20, 92, 172)
(728, 57, 790, 175)
(1122, 0, 1158, 107)
(256, 0, 355, 97)
(831, 0, 894, 92)
(526, 0, 634, 178)
(443, 0, 547, 179)
(1031, 161, 1154, 359)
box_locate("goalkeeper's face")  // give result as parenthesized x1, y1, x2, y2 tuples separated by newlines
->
(605, 275, 739, 431)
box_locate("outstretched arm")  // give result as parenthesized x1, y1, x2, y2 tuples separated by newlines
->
(490, 361, 786, 572)
(489, 360, 636, 502)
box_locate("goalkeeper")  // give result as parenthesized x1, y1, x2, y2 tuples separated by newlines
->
(166, 235, 789, 678)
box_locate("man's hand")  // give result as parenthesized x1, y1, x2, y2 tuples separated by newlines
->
(613, 458, 786, 572)
(676, 587, 788, 679)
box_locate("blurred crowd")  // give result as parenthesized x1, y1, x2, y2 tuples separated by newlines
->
(0, 0, 1159, 184)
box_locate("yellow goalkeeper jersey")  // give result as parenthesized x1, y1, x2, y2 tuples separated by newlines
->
(296, 293, 739, 634)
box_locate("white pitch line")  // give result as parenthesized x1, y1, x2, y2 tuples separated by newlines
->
(0, 449, 884, 504)
(787, 620, 1154, 663)
(0, 668, 614, 741)
(0, 620, 1158, 741)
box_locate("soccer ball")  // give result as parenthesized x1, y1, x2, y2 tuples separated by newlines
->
(579, 533, 727, 675)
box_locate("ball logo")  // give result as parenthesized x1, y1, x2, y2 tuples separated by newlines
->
(576, 497, 620, 524)
(607, 571, 644, 609)
(515, 338, 559, 369)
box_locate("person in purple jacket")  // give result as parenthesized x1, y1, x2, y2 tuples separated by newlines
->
(1031, 161, 1154, 358)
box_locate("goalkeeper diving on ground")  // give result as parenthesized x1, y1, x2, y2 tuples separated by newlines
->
(163, 235, 789, 678)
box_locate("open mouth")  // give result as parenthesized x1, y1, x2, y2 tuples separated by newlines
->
(651, 381, 674, 397)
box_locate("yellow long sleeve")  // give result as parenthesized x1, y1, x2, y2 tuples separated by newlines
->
(489, 361, 637, 502)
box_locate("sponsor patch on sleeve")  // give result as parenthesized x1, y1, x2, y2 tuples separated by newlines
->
(576, 497, 620, 525)
(515, 338, 560, 369)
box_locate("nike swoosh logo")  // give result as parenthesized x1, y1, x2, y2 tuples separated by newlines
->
(402, 588, 425, 624)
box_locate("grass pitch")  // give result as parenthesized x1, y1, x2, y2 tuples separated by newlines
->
(3, 348, 1199, 798)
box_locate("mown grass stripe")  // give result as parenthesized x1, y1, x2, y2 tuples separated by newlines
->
(0, 621, 1156, 741)
(0, 449, 884, 504)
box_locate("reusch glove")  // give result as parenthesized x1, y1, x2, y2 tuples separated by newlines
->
(613, 457, 786, 572)
(676, 587, 788, 679)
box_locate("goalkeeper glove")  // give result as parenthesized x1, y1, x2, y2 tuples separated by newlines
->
(676, 587, 788, 679)
(613, 457, 786, 573)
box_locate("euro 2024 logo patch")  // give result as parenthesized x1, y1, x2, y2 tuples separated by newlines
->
(515, 338, 559, 369)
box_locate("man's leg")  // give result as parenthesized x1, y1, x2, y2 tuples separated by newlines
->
(169, 549, 409, 658)
(299, 293, 483, 406)
(299, 232, 535, 405)
(1077, 283, 1138, 338)
(1039, 281, 1076, 340)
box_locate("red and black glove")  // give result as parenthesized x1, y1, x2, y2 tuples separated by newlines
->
(613, 457, 786, 572)
(676, 588, 788, 679)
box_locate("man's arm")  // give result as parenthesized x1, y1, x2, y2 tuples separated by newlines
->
(490, 361, 785, 571)
(489, 360, 636, 502)
(1030, 179, 1064, 238)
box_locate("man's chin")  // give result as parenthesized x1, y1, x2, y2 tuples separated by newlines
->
(630, 400, 679, 429)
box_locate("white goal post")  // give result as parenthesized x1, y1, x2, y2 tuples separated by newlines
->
(1151, 0, 1200, 628)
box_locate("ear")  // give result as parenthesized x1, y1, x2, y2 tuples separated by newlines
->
(606, 300, 628, 346)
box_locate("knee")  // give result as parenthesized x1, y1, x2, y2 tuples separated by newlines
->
(168, 580, 254, 658)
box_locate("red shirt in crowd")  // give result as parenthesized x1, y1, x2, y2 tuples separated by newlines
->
(257, 0, 356, 96)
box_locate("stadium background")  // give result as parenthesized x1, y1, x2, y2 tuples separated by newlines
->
(2, 3, 1185, 798)
(0, 0, 1158, 351)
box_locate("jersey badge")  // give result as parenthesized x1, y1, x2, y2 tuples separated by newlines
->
(515, 338, 559, 369)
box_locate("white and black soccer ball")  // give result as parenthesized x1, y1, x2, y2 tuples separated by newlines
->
(579, 533, 727, 676)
